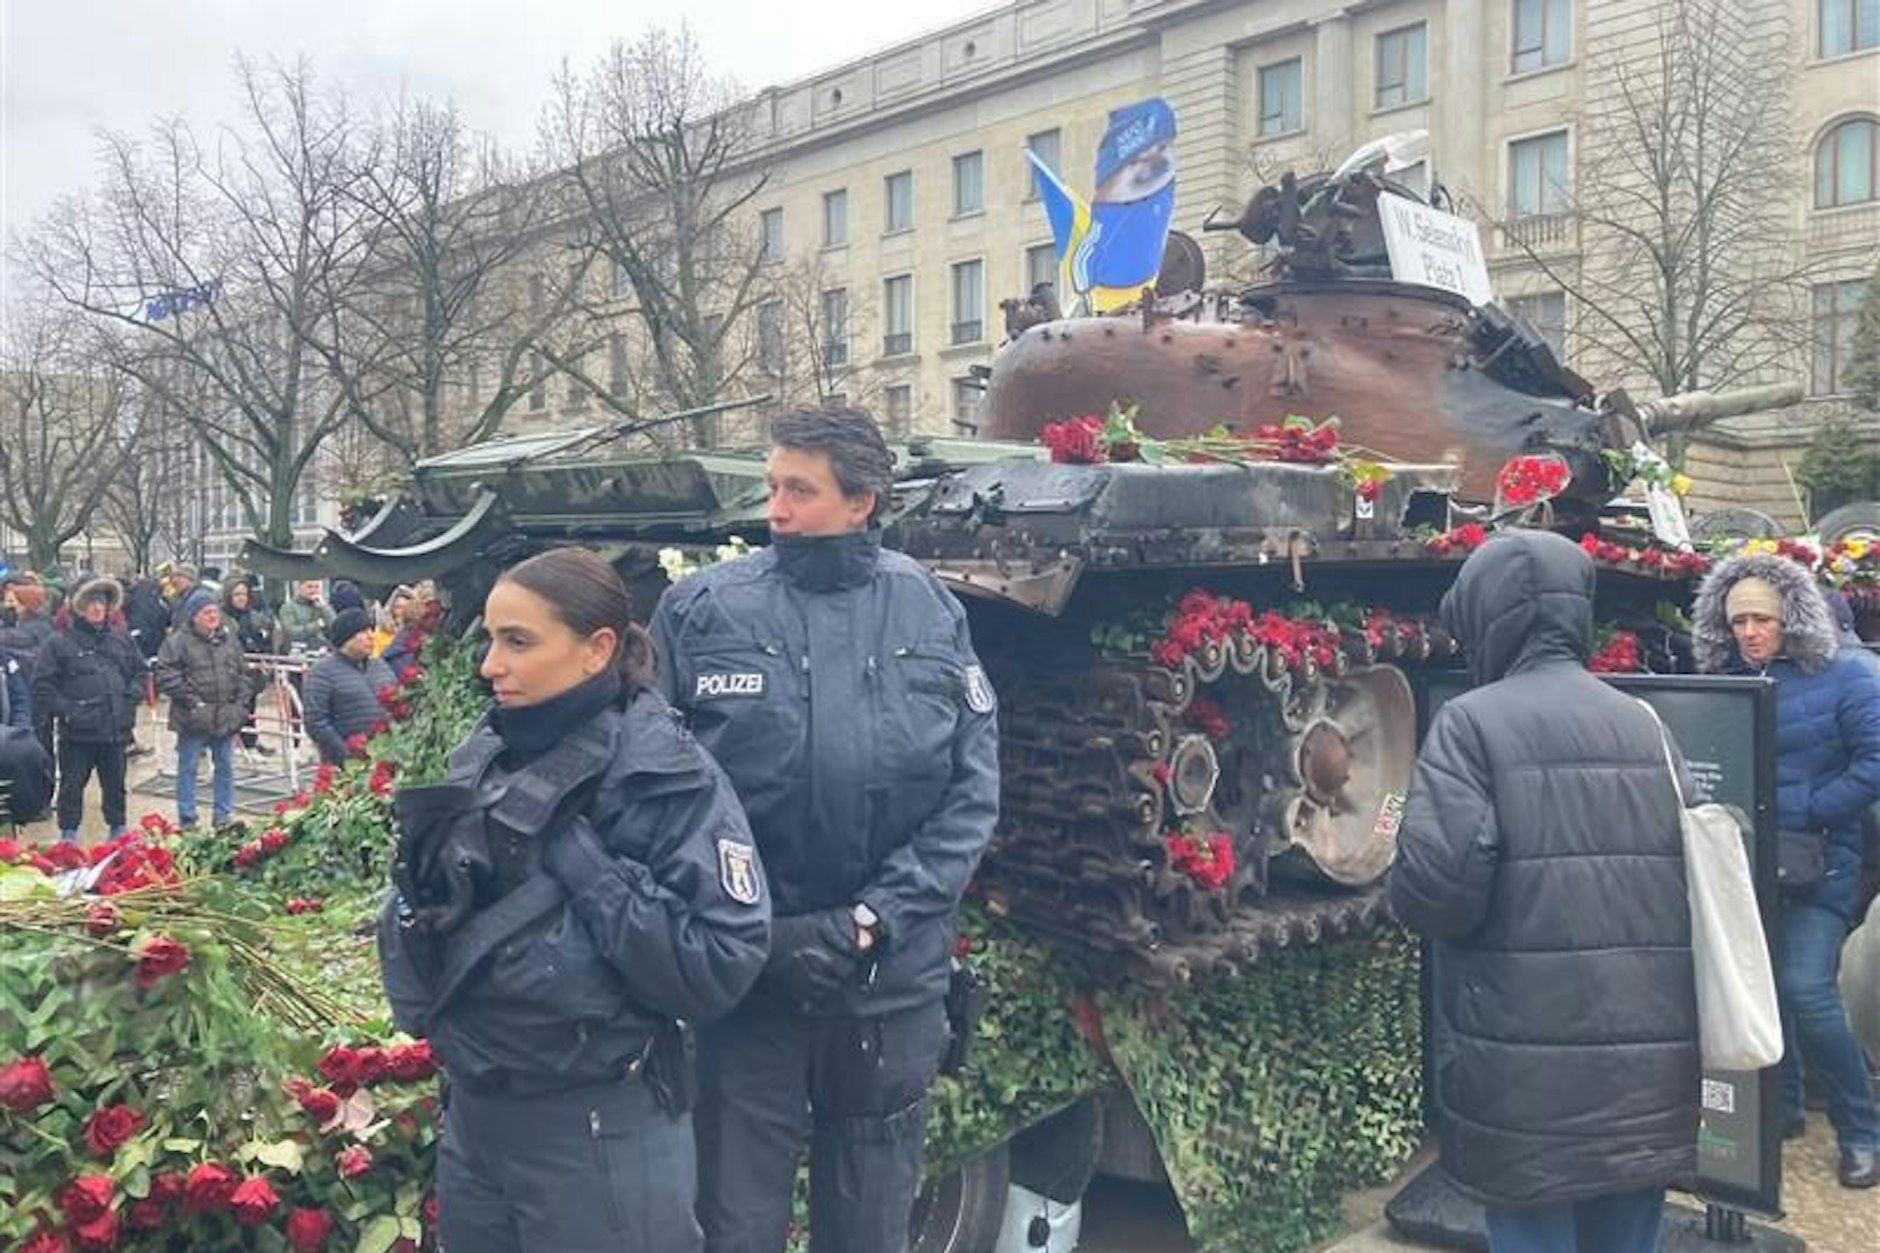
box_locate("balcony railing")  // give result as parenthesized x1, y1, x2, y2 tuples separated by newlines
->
(950, 320, 984, 345)
(883, 331, 913, 357)
(823, 341, 849, 368)
(1499, 212, 1576, 252)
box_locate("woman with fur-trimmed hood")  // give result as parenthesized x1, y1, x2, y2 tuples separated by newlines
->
(1693, 552, 1880, 1188)
(30, 575, 145, 841)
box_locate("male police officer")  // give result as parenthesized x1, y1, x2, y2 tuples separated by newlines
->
(651, 407, 1000, 1253)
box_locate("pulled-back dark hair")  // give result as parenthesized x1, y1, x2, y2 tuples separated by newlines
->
(494, 547, 655, 693)
(770, 407, 896, 522)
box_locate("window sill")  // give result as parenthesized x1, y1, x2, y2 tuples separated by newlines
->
(1809, 46, 1880, 69)
(1811, 199, 1880, 218)
(877, 351, 922, 366)
(1369, 98, 1430, 120)
(941, 341, 991, 359)
(1503, 59, 1574, 85)
(1251, 125, 1307, 147)
(950, 209, 986, 222)
(882, 227, 915, 240)
(821, 242, 849, 255)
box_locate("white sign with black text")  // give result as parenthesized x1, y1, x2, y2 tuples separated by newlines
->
(1377, 193, 1494, 307)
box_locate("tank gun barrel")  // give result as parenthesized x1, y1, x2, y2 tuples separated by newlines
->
(1636, 381, 1803, 434)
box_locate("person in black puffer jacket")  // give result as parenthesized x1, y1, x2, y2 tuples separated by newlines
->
(31, 577, 145, 841)
(1389, 530, 1698, 1252)
(303, 609, 395, 765)
(378, 546, 769, 1253)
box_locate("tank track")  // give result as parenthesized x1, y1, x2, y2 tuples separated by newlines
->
(979, 614, 1455, 984)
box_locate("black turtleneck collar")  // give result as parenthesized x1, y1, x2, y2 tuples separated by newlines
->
(771, 530, 880, 592)
(490, 669, 622, 763)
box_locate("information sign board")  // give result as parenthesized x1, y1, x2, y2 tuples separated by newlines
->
(1377, 193, 1494, 307)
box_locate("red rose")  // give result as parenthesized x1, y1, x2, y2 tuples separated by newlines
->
(312, 764, 337, 795)
(182, 1162, 239, 1213)
(148, 1172, 186, 1205)
(42, 841, 88, 870)
(69, 1210, 120, 1252)
(423, 1192, 439, 1227)
(0, 1055, 55, 1112)
(139, 813, 169, 832)
(234, 844, 261, 868)
(335, 1143, 373, 1179)
(229, 1175, 280, 1227)
(0, 837, 21, 861)
(296, 1085, 341, 1123)
(82, 1104, 146, 1158)
(19, 1232, 70, 1253)
(286, 1207, 335, 1252)
(316, 1045, 363, 1088)
(384, 1040, 437, 1083)
(133, 936, 191, 989)
(126, 1196, 168, 1230)
(286, 898, 325, 915)
(260, 828, 289, 853)
(58, 1175, 115, 1223)
(345, 732, 370, 757)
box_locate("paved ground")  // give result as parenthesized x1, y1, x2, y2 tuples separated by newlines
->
(19, 709, 1880, 1252)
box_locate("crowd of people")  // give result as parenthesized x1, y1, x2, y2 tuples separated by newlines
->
(0, 560, 438, 837)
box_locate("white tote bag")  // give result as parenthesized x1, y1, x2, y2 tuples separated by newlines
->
(1640, 701, 1785, 1072)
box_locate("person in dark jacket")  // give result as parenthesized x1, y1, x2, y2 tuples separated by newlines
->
(1692, 552, 1880, 1189)
(30, 577, 144, 841)
(1, 576, 55, 690)
(162, 562, 201, 634)
(651, 408, 1000, 1253)
(223, 576, 278, 753)
(1, 647, 28, 730)
(378, 545, 769, 1253)
(304, 608, 396, 765)
(154, 589, 255, 828)
(1388, 530, 1699, 1252)
(123, 574, 170, 661)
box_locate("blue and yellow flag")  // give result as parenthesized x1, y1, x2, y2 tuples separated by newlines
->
(1026, 98, 1177, 315)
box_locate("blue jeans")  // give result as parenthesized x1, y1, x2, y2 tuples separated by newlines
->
(1485, 1187, 1663, 1253)
(175, 732, 235, 827)
(1778, 902, 1880, 1149)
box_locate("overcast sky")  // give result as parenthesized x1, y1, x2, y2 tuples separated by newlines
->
(0, 0, 999, 236)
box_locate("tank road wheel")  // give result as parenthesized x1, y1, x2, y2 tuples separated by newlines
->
(909, 1143, 1011, 1253)
(1688, 507, 1786, 541)
(1814, 502, 1880, 546)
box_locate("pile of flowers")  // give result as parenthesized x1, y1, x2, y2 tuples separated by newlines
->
(1493, 453, 1573, 511)
(1036, 405, 1395, 502)
(1165, 828, 1236, 891)
(1579, 533, 1711, 577)
(1589, 628, 1644, 674)
(1149, 590, 1344, 672)
(1824, 537, 1880, 602)
(658, 536, 754, 584)
(1424, 523, 1488, 556)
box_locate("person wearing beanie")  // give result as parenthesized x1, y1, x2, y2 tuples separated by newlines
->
(154, 585, 257, 829)
(329, 579, 367, 615)
(163, 563, 202, 634)
(303, 606, 395, 766)
(1693, 552, 1880, 1189)
(30, 577, 144, 842)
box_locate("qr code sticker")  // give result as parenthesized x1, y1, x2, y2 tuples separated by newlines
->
(1702, 1079, 1735, 1114)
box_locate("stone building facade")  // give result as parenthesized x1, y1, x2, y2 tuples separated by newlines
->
(506, 0, 1880, 521)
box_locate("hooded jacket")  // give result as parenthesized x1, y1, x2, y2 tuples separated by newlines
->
(1693, 552, 1880, 920)
(1388, 529, 1699, 1208)
(30, 580, 144, 744)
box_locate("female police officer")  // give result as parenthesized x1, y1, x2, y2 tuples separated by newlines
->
(378, 547, 770, 1251)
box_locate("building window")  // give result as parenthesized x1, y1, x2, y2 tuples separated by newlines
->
(885, 170, 914, 233)
(953, 151, 985, 216)
(759, 208, 784, 262)
(1375, 23, 1428, 109)
(1506, 291, 1568, 358)
(1509, 131, 1570, 217)
(1813, 279, 1869, 395)
(1025, 243, 1059, 296)
(883, 275, 914, 356)
(1512, 0, 1571, 74)
(757, 301, 784, 376)
(823, 189, 849, 248)
(1258, 59, 1304, 136)
(821, 288, 850, 368)
(1025, 129, 1061, 198)
(950, 260, 985, 345)
(951, 377, 981, 430)
(1815, 118, 1879, 208)
(1821, 0, 1880, 56)
(528, 351, 547, 413)
(608, 334, 629, 398)
(884, 383, 913, 435)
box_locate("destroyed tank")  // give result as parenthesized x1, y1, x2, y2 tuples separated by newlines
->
(247, 157, 1794, 986)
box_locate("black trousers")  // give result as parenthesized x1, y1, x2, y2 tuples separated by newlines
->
(696, 998, 947, 1253)
(55, 737, 127, 833)
(439, 1073, 701, 1253)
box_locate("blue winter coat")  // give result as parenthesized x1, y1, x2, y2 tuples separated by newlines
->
(1694, 553, 1880, 920)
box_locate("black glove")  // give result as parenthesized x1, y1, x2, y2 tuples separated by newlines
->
(392, 782, 501, 934)
(764, 909, 862, 1005)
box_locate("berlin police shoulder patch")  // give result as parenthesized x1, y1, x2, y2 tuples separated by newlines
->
(962, 664, 995, 714)
(717, 837, 761, 905)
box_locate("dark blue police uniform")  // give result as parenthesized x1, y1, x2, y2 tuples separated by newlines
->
(650, 531, 1000, 1253)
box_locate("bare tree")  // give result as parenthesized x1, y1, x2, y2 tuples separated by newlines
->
(329, 96, 581, 465)
(1493, 0, 1815, 397)
(759, 251, 885, 416)
(96, 371, 195, 573)
(29, 58, 373, 549)
(0, 300, 133, 570)
(541, 24, 771, 444)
